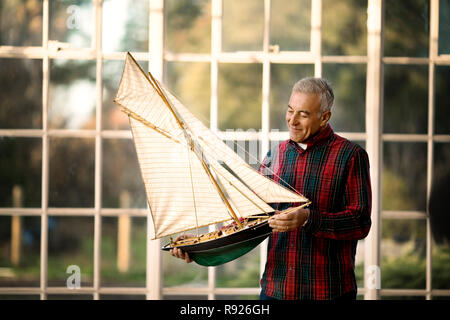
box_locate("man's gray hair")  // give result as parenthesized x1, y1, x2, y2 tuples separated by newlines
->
(292, 77, 334, 113)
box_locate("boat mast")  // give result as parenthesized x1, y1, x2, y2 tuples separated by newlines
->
(130, 55, 242, 228)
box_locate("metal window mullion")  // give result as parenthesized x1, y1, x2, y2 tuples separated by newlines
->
(210, 0, 222, 134)
(207, 0, 223, 300)
(259, 0, 271, 284)
(147, 0, 164, 300)
(311, 0, 322, 77)
(426, 0, 439, 301)
(92, 0, 103, 301)
(261, 0, 271, 160)
(364, 0, 383, 300)
(40, 0, 50, 301)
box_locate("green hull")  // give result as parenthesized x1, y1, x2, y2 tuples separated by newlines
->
(190, 233, 269, 266)
(163, 218, 272, 266)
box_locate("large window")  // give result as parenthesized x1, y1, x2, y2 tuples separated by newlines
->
(0, 0, 449, 300)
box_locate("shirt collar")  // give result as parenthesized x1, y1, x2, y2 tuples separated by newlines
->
(297, 142, 307, 150)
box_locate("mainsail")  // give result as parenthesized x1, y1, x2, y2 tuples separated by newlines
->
(114, 53, 308, 240)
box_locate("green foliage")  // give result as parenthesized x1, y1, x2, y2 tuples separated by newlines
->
(222, 0, 264, 51)
(322, 0, 367, 55)
(165, 0, 210, 53)
(218, 63, 262, 130)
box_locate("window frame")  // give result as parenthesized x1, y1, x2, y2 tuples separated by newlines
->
(0, 0, 449, 300)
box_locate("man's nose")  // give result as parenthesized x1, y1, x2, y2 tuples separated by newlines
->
(288, 113, 298, 125)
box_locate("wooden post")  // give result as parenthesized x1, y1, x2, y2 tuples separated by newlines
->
(11, 185, 23, 266)
(364, 0, 383, 300)
(117, 191, 131, 273)
(147, 0, 164, 300)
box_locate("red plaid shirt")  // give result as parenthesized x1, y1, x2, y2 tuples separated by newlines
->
(259, 124, 372, 300)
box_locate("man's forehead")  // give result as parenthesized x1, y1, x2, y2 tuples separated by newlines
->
(288, 92, 321, 111)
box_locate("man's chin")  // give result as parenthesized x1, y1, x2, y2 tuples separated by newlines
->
(290, 136, 306, 143)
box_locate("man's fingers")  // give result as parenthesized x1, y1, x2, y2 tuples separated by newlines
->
(269, 219, 290, 232)
(169, 247, 193, 263)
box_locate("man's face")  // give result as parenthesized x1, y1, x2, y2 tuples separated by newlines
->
(286, 92, 331, 143)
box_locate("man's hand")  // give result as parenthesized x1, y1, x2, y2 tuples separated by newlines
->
(268, 207, 309, 232)
(169, 234, 194, 263)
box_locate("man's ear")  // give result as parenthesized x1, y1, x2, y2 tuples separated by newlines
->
(320, 111, 331, 127)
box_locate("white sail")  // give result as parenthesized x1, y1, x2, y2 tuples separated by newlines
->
(162, 88, 309, 204)
(130, 117, 233, 238)
(114, 53, 309, 239)
(115, 54, 184, 144)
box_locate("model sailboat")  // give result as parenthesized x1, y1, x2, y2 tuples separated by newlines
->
(114, 53, 310, 266)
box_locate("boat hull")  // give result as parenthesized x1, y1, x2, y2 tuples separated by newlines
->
(162, 219, 272, 266)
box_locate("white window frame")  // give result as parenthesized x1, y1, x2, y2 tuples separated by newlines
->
(0, 0, 449, 300)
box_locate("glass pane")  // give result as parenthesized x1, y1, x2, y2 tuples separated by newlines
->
(435, 66, 450, 134)
(382, 295, 426, 300)
(216, 246, 260, 288)
(269, 64, 314, 131)
(430, 143, 450, 245)
(216, 295, 259, 300)
(270, 0, 310, 51)
(322, 0, 367, 55)
(0, 137, 41, 208)
(0, 59, 42, 129)
(383, 65, 428, 134)
(224, 139, 261, 170)
(165, 0, 211, 53)
(47, 294, 93, 300)
(382, 142, 427, 211)
(49, 138, 95, 208)
(222, 0, 264, 52)
(102, 59, 148, 130)
(355, 240, 365, 289)
(438, 0, 450, 54)
(432, 241, 450, 290)
(49, 0, 93, 48)
(218, 63, 262, 130)
(381, 219, 426, 289)
(162, 228, 208, 288)
(384, 0, 429, 57)
(0, 216, 41, 287)
(49, 59, 96, 130)
(101, 217, 146, 287)
(47, 217, 94, 287)
(103, 0, 148, 52)
(0, 295, 40, 300)
(353, 140, 366, 150)
(100, 294, 146, 300)
(164, 295, 208, 300)
(323, 64, 366, 132)
(102, 139, 146, 208)
(0, 1, 42, 46)
(165, 62, 211, 124)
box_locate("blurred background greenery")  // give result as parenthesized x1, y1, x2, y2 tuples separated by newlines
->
(1, 0, 449, 299)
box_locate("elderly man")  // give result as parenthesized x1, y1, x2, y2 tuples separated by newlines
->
(172, 77, 372, 301)
(260, 77, 372, 300)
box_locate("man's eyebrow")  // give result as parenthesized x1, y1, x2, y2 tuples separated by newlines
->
(287, 105, 310, 114)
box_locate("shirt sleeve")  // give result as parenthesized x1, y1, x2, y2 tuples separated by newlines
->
(302, 148, 372, 240)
